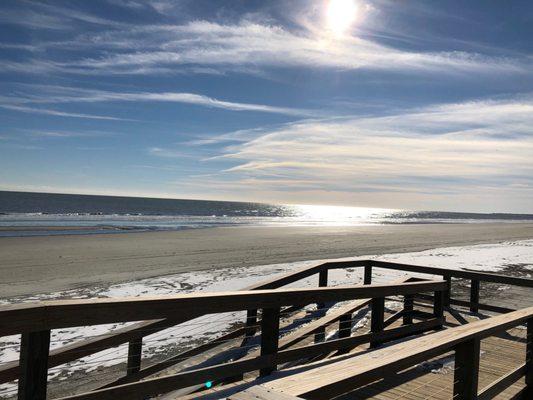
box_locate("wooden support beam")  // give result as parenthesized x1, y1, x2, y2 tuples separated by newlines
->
(470, 280, 480, 313)
(260, 307, 280, 377)
(443, 274, 452, 307)
(453, 338, 480, 400)
(403, 294, 414, 325)
(434, 290, 444, 322)
(126, 338, 142, 376)
(364, 265, 372, 285)
(314, 270, 328, 343)
(370, 297, 385, 348)
(18, 330, 50, 400)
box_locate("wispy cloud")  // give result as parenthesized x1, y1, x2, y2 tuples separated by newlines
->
(0, 104, 131, 121)
(55, 21, 528, 75)
(148, 147, 196, 158)
(29, 130, 114, 138)
(1, 13, 528, 77)
(2, 85, 314, 117)
(200, 96, 533, 204)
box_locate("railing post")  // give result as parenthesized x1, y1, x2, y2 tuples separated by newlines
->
(127, 338, 143, 375)
(260, 307, 280, 377)
(453, 338, 480, 400)
(315, 269, 328, 343)
(443, 274, 452, 307)
(403, 294, 414, 325)
(441, 274, 451, 307)
(364, 264, 372, 285)
(370, 297, 385, 348)
(18, 330, 51, 400)
(470, 280, 480, 313)
(434, 289, 445, 329)
(525, 318, 533, 398)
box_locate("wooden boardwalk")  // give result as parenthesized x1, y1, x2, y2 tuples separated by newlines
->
(0, 259, 531, 400)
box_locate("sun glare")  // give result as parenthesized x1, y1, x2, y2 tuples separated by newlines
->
(326, 0, 358, 36)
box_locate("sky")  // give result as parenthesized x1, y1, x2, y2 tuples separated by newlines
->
(0, 0, 532, 213)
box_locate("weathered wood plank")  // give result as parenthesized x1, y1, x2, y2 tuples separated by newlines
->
(229, 386, 304, 400)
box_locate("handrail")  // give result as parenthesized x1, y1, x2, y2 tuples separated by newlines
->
(0, 258, 337, 385)
(369, 259, 533, 287)
(0, 280, 445, 336)
(263, 306, 533, 399)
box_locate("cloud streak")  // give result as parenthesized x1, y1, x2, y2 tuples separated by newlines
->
(1, 14, 529, 77)
(196, 96, 533, 207)
(0, 104, 130, 121)
(2, 86, 314, 117)
(57, 21, 530, 75)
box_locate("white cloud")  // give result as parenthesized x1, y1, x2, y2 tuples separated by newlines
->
(0, 104, 131, 121)
(2, 85, 314, 117)
(2, 18, 528, 76)
(61, 21, 525, 75)
(194, 96, 533, 209)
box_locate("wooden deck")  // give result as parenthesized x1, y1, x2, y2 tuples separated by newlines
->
(185, 305, 529, 400)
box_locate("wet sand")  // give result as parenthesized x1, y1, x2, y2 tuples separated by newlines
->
(1, 223, 533, 298)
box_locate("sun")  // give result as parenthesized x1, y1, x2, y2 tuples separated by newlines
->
(326, 0, 358, 36)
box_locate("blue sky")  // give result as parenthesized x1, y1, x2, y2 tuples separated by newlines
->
(1, 0, 532, 212)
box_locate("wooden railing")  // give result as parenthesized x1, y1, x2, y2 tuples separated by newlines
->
(1, 258, 532, 399)
(262, 306, 533, 400)
(1, 279, 447, 400)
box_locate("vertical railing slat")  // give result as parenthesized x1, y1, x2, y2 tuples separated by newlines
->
(403, 294, 414, 325)
(315, 270, 328, 343)
(260, 307, 280, 377)
(364, 265, 372, 285)
(470, 280, 480, 313)
(442, 274, 452, 307)
(370, 297, 385, 348)
(126, 338, 143, 376)
(453, 338, 480, 400)
(18, 330, 51, 400)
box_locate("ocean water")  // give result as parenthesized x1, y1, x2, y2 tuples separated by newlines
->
(1, 190, 533, 237)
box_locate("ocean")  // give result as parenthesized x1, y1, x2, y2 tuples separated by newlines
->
(1, 190, 533, 237)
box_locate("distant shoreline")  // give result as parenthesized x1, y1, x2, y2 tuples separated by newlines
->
(1, 223, 533, 298)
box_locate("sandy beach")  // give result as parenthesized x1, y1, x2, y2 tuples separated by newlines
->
(1, 223, 533, 299)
